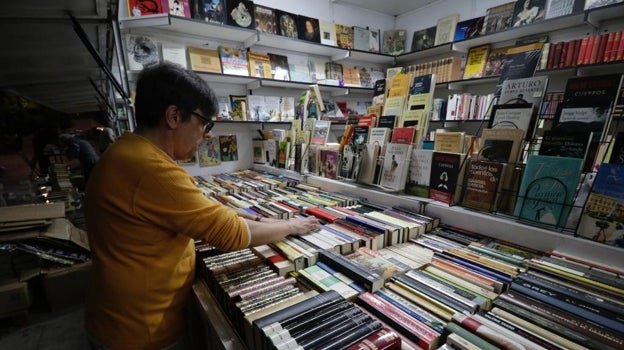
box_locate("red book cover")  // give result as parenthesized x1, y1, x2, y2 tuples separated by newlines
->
(558, 41, 569, 68)
(593, 33, 609, 64)
(563, 40, 575, 68)
(583, 35, 597, 65)
(576, 36, 590, 65)
(305, 207, 341, 222)
(570, 39, 581, 67)
(616, 31, 624, 61)
(390, 127, 416, 144)
(546, 42, 557, 69)
(552, 42, 563, 68)
(604, 32, 616, 63)
(128, 0, 166, 16)
(358, 115, 377, 127)
(345, 327, 402, 350)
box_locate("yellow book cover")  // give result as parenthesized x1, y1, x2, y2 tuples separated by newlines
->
(434, 132, 466, 153)
(247, 51, 272, 78)
(342, 67, 361, 87)
(187, 46, 221, 73)
(463, 45, 490, 79)
(387, 73, 411, 98)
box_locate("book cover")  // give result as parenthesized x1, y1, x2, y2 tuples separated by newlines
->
(287, 54, 312, 83)
(496, 42, 544, 96)
(405, 149, 434, 198)
(275, 9, 298, 38)
(297, 15, 320, 43)
(125, 34, 160, 71)
(335, 24, 354, 49)
(324, 150, 339, 179)
(325, 62, 343, 82)
(195, 0, 226, 24)
(267, 53, 290, 81)
(545, 0, 585, 19)
(482, 2, 516, 35)
(390, 127, 416, 144)
(478, 128, 525, 164)
(198, 136, 221, 167)
(358, 143, 381, 185)
(311, 120, 331, 144)
(463, 45, 491, 79)
(454, 17, 485, 42)
(163, 0, 191, 17)
(461, 160, 505, 212)
(308, 57, 328, 82)
(539, 129, 593, 159)
(434, 132, 466, 153)
(160, 41, 187, 68)
(128, 0, 165, 16)
(246, 95, 266, 121)
(382, 29, 407, 55)
(434, 13, 459, 46)
(319, 20, 337, 46)
(429, 151, 466, 205)
(230, 95, 248, 120)
(254, 4, 276, 34)
(577, 163, 624, 246)
(514, 155, 583, 227)
(552, 74, 623, 135)
(247, 51, 272, 78)
(356, 66, 373, 88)
(499, 76, 549, 107)
(225, 0, 254, 29)
(584, 0, 624, 10)
(342, 67, 362, 87)
(188, 46, 221, 73)
(403, 74, 436, 144)
(379, 143, 413, 191)
(609, 131, 624, 164)
(252, 139, 266, 164)
(489, 103, 537, 141)
(484, 46, 511, 77)
(369, 28, 381, 53)
(219, 135, 239, 161)
(511, 0, 547, 27)
(353, 26, 371, 51)
(217, 45, 249, 76)
(411, 26, 436, 52)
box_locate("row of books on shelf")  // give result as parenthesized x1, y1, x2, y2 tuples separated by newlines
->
(544, 30, 624, 70)
(194, 204, 624, 349)
(125, 34, 385, 88)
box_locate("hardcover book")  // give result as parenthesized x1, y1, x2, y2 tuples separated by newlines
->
(297, 15, 320, 43)
(225, 0, 254, 29)
(160, 41, 187, 68)
(188, 46, 221, 73)
(125, 35, 160, 71)
(402, 74, 436, 146)
(247, 51, 272, 78)
(584, 0, 624, 10)
(511, 0, 547, 27)
(539, 129, 593, 159)
(513, 155, 583, 227)
(405, 149, 434, 198)
(463, 45, 491, 79)
(545, 0, 585, 19)
(382, 29, 407, 55)
(198, 137, 221, 167)
(219, 135, 239, 161)
(577, 163, 624, 246)
(499, 76, 549, 107)
(411, 26, 436, 52)
(275, 9, 298, 38)
(369, 28, 381, 53)
(287, 54, 312, 83)
(454, 17, 485, 42)
(267, 53, 290, 81)
(353, 26, 371, 51)
(163, 0, 191, 17)
(335, 24, 354, 49)
(319, 20, 337, 46)
(379, 143, 413, 191)
(429, 152, 466, 205)
(254, 4, 276, 34)
(434, 13, 459, 46)
(218, 46, 249, 76)
(461, 160, 506, 212)
(194, 0, 226, 24)
(482, 2, 516, 35)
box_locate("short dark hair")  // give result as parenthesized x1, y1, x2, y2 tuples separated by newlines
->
(134, 62, 218, 128)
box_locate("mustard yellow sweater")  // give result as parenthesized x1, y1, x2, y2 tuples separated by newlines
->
(85, 133, 249, 349)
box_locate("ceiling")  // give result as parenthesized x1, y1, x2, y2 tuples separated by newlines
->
(0, 0, 431, 117)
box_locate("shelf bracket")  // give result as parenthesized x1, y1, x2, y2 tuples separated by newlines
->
(243, 31, 260, 49)
(331, 88, 349, 97)
(246, 80, 262, 90)
(331, 50, 350, 62)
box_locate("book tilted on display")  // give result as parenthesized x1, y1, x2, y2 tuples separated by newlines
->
(275, 9, 298, 38)
(225, 0, 254, 29)
(247, 51, 272, 78)
(160, 41, 187, 68)
(433, 131, 466, 154)
(538, 129, 593, 159)
(429, 151, 466, 205)
(411, 26, 437, 52)
(405, 149, 434, 198)
(545, 0, 585, 19)
(462, 45, 490, 79)
(483, 46, 511, 77)
(379, 143, 413, 191)
(381, 29, 407, 55)
(218, 45, 249, 76)
(481, 1, 516, 35)
(125, 34, 160, 71)
(477, 128, 525, 164)
(287, 53, 313, 83)
(353, 26, 371, 52)
(513, 155, 584, 227)
(488, 103, 536, 142)
(498, 76, 549, 107)
(402, 74, 436, 146)
(188, 46, 221, 73)
(267, 53, 290, 81)
(434, 13, 460, 46)
(495, 42, 544, 97)
(461, 160, 506, 212)
(198, 137, 221, 167)
(454, 16, 485, 42)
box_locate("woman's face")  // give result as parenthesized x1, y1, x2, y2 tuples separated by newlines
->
(306, 20, 314, 33)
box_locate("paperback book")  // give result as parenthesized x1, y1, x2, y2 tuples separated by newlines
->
(198, 137, 221, 167)
(275, 9, 298, 38)
(405, 149, 434, 198)
(379, 143, 413, 191)
(429, 152, 466, 205)
(511, 0, 547, 27)
(454, 17, 485, 42)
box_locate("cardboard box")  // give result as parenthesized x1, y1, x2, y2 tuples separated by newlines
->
(42, 261, 91, 311)
(0, 280, 31, 317)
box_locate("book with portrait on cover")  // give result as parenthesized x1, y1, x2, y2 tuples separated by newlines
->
(429, 151, 466, 205)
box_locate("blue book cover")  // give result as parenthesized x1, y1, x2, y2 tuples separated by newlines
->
(514, 155, 583, 227)
(577, 163, 624, 247)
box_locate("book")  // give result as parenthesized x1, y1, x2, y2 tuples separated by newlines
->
(382, 29, 407, 55)
(495, 42, 544, 97)
(511, 0, 547, 27)
(247, 51, 272, 78)
(325, 62, 343, 82)
(463, 45, 490, 80)
(514, 155, 584, 227)
(125, 34, 160, 71)
(577, 163, 624, 246)
(267, 53, 290, 81)
(478, 128, 525, 164)
(429, 152, 466, 205)
(353, 26, 371, 51)
(219, 135, 238, 161)
(390, 127, 416, 144)
(461, 160, 506, 212)
(342, 67, 361, 87)
(230, 95, 248, 120)
(454, 16, 485, 42)
(405, 149, 434, 198)
(481, 2, 516, 35)
(369, 28, 381, 53)
(194, 0, 226, 24)
(403, 74, 436, 146)
(545, 0, 585, 19)
(225, 0, 254, 29)
(254, 4, 276, 34)
(379, 143, 413, 191)
(311, 120, 331, 144)
(488, 103, 537, 141)
(287, 54, 312, 83)
(160, 41, 187, 68)
(609, 131, 624, 164)
(198, 137, 221, 167)
(297, 15, 320, 43)
(188, 46, 221, 73)
(411, 26, 437, 52)
(335, 23, 354, 49)
(217, 45, 249, 76)
(275, 9, 298, 38)
(484, 46, 511, 77)
(434, 13, 459, 46)
(434, 131, 466, 153)
(539, 129, 593, 159)
(498, 76, 549, 108)
(319, 20, 337, 46)
(128, 0, 165, 16)
(163, 0, 191, 17)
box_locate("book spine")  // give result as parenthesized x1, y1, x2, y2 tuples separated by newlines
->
(478, 311, 562, 350)
(395, 274, 473, 314)
(315, 320, 383, 350)
(452, 312, 525, 349)
(318, 249, 381, 292)
(406, 270, 485, 310)
(374, 289, 445, 333)
(443, 322, 501, 350)
(344, 327, 402, 350)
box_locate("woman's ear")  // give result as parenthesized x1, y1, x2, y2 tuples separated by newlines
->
(164, 105, 179, 130)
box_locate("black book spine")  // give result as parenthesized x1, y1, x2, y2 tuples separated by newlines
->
(316, 320, 383, 350)
(393, 275, 472, 314)
(480, 311, 563, 350)
(297, 313, 373, 349)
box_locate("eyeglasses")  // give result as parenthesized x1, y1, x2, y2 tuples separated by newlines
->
(191, 111, 214, 133)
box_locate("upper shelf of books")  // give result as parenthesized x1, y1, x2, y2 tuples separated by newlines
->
(397, 3, 624, 63)
(119, 14, 395, 66)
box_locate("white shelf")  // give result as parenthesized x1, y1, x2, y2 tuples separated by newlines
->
(395, 43, 454, 65)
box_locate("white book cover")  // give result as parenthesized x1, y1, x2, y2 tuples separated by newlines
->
(280, 96, 295, 121)
(319, 20, 337, 46)
(160, 41, 187, 68)
(379, 143, 413, 191)
(264, 96, 281, 121)
(264, 140, 278, 167)
(288, 54, 313, 83)
(369, 127, 391, 145)
(247, 95, 266, 122)
(125, 34, 160, 71)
